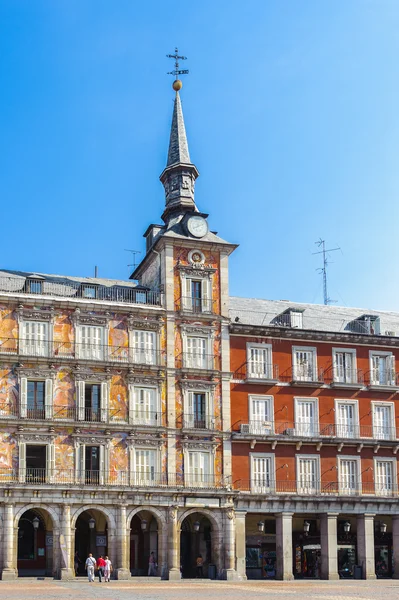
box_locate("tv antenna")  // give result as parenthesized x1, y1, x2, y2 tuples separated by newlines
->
(312, 239, 340, 305)
(124, 249, 141, 274)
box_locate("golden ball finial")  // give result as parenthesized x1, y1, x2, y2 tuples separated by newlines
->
(172, 79, 183, 91)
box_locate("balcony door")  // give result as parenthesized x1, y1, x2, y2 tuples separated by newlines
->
(293, 349, 315, 381)
(375, 460, 394, 495)
(131, 330, 156, 365)
(298, 457, 318, 494)
(336, 402, 356, 438)
(251, 454, 273, 493)
(21, 321, 49, 357)
(186, 337, 207, 369)
(334, 351, 355, 383)
(85, 446, 100, 484)
(295, 399, 317, 437)
(249, 396, 273, 434)
(373, 405, 393, 440)
(339, 459, 358, 495)
(78, 326, 104, 361)
(187, 451, 210, 487)
(248, 345, 271, 379)
(134, 449, 156, 485)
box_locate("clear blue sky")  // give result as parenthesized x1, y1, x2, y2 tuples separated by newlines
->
(1, 1, 399, 310)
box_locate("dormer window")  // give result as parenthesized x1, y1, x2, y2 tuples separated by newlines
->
(273, 308, 303, 329)
(347, 315, 380, 335)
(24, 277, 44, 295)
(81, 285, 98, 299)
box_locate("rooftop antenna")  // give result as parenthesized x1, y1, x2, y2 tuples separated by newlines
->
(312, 239, 340, 305)
(124, 249, 141, 276)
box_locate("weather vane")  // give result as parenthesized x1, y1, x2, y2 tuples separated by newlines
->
(166, 47, 189, 91)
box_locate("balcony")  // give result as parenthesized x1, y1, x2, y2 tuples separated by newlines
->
(291, 365, 324, 386)
(367, 368, 399, 392)
(176, 352, 220, 372)
(0, 276, 163, 307)
(0, 337, 166, 367)
(179, 297, 218, 315)
(0, 468, 231, 490)
(233, 362, 279, 384)
(328, 368, 364, 390)
(233, 479, 398, 498)
(179, 413, 221, 430)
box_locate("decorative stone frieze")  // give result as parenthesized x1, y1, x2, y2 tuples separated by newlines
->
(16, 305, 55, 322)
(16, 366, 57, 379)
(71, 308, 110, 326)
(127, 433, 165, 448)
(127, 315, 164, 332)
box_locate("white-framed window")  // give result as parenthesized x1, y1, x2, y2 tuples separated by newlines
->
(297, 455, 320, 494)
(338, 456, 360, 495)
(20, 321, 50, 357)
(248, 395, 274, 434)
(184, 389, 214, 429)
(186, 450, 213, 487)
(76, 443, 107, 485)
(295, 398, 318, 436)
(332, 348, 357, 384)
(369, 351, 396, 386)
(292, 346, 317, 381)
(185, 336, 210, 369)
(335, 399, 358, 438)
(131, 448, 158, 485)
(76, 325, 105, 361)
(250, 453, 275, 493)
(372, 402, 395, 440)
(20, 376, 54, 420)
(18, 439, 55, 484)
(130, 329, 157, 365)
(129, 385, 159, 426)
(374, 457, 396, 496)
(76, 380, 109, 422)
(181, 271, 212, 313)
(247, 343, 273, 380)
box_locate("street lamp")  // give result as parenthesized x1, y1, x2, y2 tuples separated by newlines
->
(380, 522, 387, 535)
(193, 520, 200, 532)
(32, 517, 40, 530)
(88, 518, 96, 530)
(303, 521, 310, 536)
(257, 521, 265, 533)
(343, 521, 351, 534)
(141, 519, 148, 531)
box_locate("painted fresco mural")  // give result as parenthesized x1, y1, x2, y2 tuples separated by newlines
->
(0, 431, 17, 476)
(0, 366, 17, 416)
(0, 306, 17, 353)
(53, 369, 74, 417)
(109, 374, 128, 421)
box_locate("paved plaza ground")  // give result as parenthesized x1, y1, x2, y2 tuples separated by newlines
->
(0, 579, 398, 600)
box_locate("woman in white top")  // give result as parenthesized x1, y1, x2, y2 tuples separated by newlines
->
(104, 555, 112, 582)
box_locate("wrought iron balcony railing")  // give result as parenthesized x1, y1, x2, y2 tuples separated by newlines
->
(233, 479, 398, 497)
(179, 413, 221, 430)
(233, 362, 279, 382)
(0, 276, 163, 307)
(176, 352, 220, 371)
(179, 297, 218, 314)
(367, 368, 399, 388)
(0, 337, 166, 366)
(291, 365, 324, 384)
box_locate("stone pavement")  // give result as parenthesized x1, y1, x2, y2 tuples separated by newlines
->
(0, 579, 399, 600)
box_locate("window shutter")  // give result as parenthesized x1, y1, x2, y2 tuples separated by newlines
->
(371, 355, 379, 384)
(19, 442, 27, 482)
(100, 381, 109, 422)
(128, 384, 134, 424)
(184, 277, 192, 311)
(202, 278, 210, 312)
(389, 355, 396, 385)
(144, 331, 156, 364)
(45, 378, 54, 419)
(99, 445, 105, 485)
(77, 381, 85, 421)
(187, 391, 194, 427)
(20, 377, 27, 418)
(47, 442, 55, 483)
(77, 444, 85, 484)
(19, 321, 26, 354)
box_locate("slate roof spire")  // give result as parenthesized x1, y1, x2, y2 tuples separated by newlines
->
(167, 91, 191, 167)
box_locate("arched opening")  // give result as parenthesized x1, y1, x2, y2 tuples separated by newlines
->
(74, 509, 108, 576)
(17, 509, 53, 577)
(130, 511, 158, 576)
(180, 513, 213, 579)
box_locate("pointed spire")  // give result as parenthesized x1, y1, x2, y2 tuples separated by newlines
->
(167, 91, 191, 166)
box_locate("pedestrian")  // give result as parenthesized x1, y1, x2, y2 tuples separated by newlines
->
(196, 554, 204, 578)
(85, 553, 96, 582)
(148, 551, 157, 576)
(74, 551, 81, 576)
(97, 555, 106, 582)
(104, 555, 113, 582)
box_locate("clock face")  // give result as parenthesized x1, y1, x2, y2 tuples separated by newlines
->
(187, 216, 208, 238)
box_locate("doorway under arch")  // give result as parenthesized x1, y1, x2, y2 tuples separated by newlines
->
(74, 509, 108, 576)
(17, 508, 54, 577)
(180, 513, 213, 578)
(130, 511, 159, 576)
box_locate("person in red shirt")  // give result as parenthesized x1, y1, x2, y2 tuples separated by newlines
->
(97, 555, 106, 582)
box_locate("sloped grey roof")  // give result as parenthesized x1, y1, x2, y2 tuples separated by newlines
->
(167, 92, 191, 167)
(229, 296, 399, 335)
(0, 269, 138, 289)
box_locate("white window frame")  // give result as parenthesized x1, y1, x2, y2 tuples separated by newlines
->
(292, 346, 317, 382)
(246, 343, 273, 380)
(129, 446, 160, 486)
(183, 335, 212, 370)
(296, 454, 320, 494)
(369, 350, 395, 386)
(250, 452, 275, 493)
(248, 395, 274, 434)
(19, 375, 54, 420)
(373, 456, 397, 496)
(180, 271, 213, 313)
(334, 399, 359, 439)
(18, 439, 55, 484)
(294, 397, 319, 437)
(183, 388, 214, 429)
(371, 401, 396, 441)
(332, 348, 357, 383)
(337, 455, 361, 496)
(76, 442, 108, 485)
(184, 448, 214, 487)
(19, 320, 51, 358)
(129, 329, 158, 366)
(76, 324, 107, 361)
(128, 384, 160, 426)
(76, 379, 110, 423)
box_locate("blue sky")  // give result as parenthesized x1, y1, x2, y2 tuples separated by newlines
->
(1, 1, 399, 310)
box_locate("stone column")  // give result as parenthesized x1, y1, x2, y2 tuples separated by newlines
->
(392, 516, 399, 579)
(275, 512, 294, 580)
(320, 513, 339, 580)
(1, 503, 17, 580)
(357, 513, 376, 580)
(167, 507, 180, 580)
(59, 504, 74, 580)
(223, 509, 237, 580)
(115, 504, 130, 580)
(235, 511, 247, 580)
(157, 519, 168, 579)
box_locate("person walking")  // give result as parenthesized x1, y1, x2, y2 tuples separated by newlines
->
(97, 555, 106, 582)
(104, 555, 112, 582)
(85, 553, 96, 582)
(74, 551, 81, 576)
(148, 551, 157, 576)
(196, 554, 204, 578)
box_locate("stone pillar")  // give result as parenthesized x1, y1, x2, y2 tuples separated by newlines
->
(157, 520, 168, 579)
(276, 512, 294, 580)
(223, 509, 237, 580)
(357, 513, 376, 580)
(235, 511, 247, 580)
(320, 513, 339, 580)
(167, 507, 180, 580)
(392, 516, 399, 579)
(59, 505, 74, 580)
(1, 503, 17, 580)
(115, 505, 130, 580)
